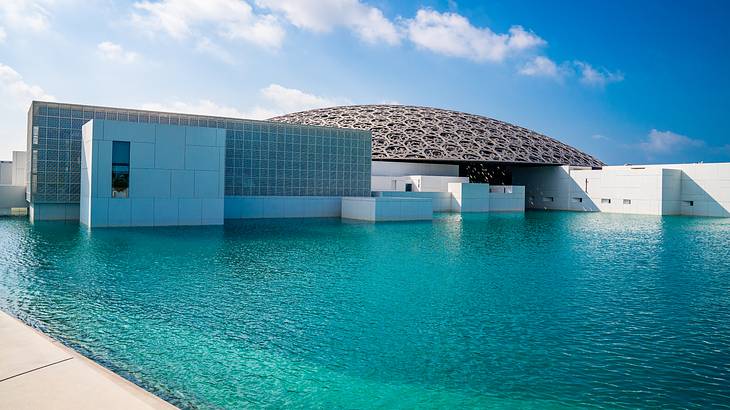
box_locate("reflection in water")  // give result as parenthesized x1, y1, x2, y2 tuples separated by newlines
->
(0, 213, 729, 408)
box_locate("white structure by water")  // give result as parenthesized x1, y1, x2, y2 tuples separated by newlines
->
(514, 163, 730, 217)
(0, 151, 29, 216)
(2, 101, 727, 226)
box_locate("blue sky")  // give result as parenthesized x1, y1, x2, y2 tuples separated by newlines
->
(0, 0, 728, 165)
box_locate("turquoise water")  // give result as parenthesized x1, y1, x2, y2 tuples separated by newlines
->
(1, 212, 729, 409)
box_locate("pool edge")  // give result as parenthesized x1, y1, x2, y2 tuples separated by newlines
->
(0, 310, 178, 410)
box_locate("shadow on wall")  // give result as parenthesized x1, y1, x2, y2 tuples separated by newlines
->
(681, 175, 730, 217)
(524, 175, 599, 212)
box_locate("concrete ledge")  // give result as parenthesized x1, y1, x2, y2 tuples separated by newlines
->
(0, 311, 176, 410)
(376, 191, 453, 212)
(341, 196, 432, 221)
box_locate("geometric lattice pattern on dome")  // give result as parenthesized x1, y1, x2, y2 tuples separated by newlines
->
(269, 105, 604, 167)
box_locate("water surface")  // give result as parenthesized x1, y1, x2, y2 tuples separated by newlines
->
(0, 212, 729, 408)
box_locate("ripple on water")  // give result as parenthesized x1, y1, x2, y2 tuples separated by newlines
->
(0, 213, 729, 409)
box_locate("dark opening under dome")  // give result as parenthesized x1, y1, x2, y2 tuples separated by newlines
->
(270, 105, 603, 167)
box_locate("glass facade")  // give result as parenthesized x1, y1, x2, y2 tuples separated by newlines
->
(27, 102, 372, 204)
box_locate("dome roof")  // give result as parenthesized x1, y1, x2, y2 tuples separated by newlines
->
(269, 105, 603, 167)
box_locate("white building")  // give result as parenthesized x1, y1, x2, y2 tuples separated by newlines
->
(514, 163, 730, 217)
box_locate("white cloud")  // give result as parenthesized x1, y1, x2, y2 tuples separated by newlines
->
(258, 83, 346, 115)
(0, 1, 52, 32)
(574, 61, 623, 87)
(518, 56, 564, 78)
(97, 41, 140, 63)
(194, 37, 236, 64)
(0, 63, 55, 108)
(257, 0, 400, 45)
(142, 84, 348, 121)
(140, 99, 249, 118)
(0, 26, 6, 42)
(404, 9, 545, 62)
(0, 62, 54, 159)
(640, 129, 705, 155)
(131, 0, 285, 50)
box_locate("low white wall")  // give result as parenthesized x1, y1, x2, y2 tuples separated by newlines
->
(0, 186, 27, 214)
(12, 151, 27, 187)
(341, 197, 432, 221)
(0, 162, 11, 185)
(371, 161, 459, 177)
(378, 191, 453, 211)
(514, 163, 730, 217)
(489, 186, 525, 212)
(448, 183, 489, 212)
(225, 196, 342, 219)
(669, 163, 730, 217)
(371, 175, 468, 192)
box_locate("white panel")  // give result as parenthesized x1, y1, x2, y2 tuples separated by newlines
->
(107, 199, 131, 227)
(201, 198, 224, 224)
(155, 125, 185, 169)
(96, 140, 113, 199)
(130, 198, 154, 227)
(154, 198, 179, 226)
(130, 169, 171, 198)
(195, 170, 220, 198)
(185, 145, 219, 171)
(130, 142, 155, 169)
(90, 198, 109, 227)
(186, 126, 218, 147)
(178, 198, 202, 225)
(171, 170, 195, 198)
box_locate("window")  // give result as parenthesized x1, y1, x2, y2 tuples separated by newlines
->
(684, 200, 694, 207)
(623, 199, 632, 205)
(405, 183, 413, 192)
(572, 197, 583, 203)
(543, 196, 554, 202)
(111, 141, 130, 198)
(601, 198, 611, 204)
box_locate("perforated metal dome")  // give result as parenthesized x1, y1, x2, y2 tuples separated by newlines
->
(269, 105, 603, 167)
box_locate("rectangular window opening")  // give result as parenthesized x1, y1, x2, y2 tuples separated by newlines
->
(684, 200, 694, 207)
(601, 198, 611, 204)
(572, 197, 583, 203)
(623, 199, 632, 205)
(543, 196, 554, 202)
(111, 141, 130, 198)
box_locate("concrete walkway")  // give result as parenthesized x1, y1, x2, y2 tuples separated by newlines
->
(0, 311, 177, 409)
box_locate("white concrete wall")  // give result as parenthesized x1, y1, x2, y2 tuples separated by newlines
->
(489, 186, 525, 212)
(448, 183, 490, 212)
(225, 196, 342, 219)
(668, 163, 730, 217)
(11, 151, 27, 187)
(0, 185, 27, 215)
(371, 161, 459, 177)
(378, 191, 453, 212)
(514, 163, 730, 217)
(371, 175, 468, 192)
(81, 120, 225, 228)
(0, 162, 11, 185)
(341, 197, 432, 221)
(570, 167, 667, 215)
